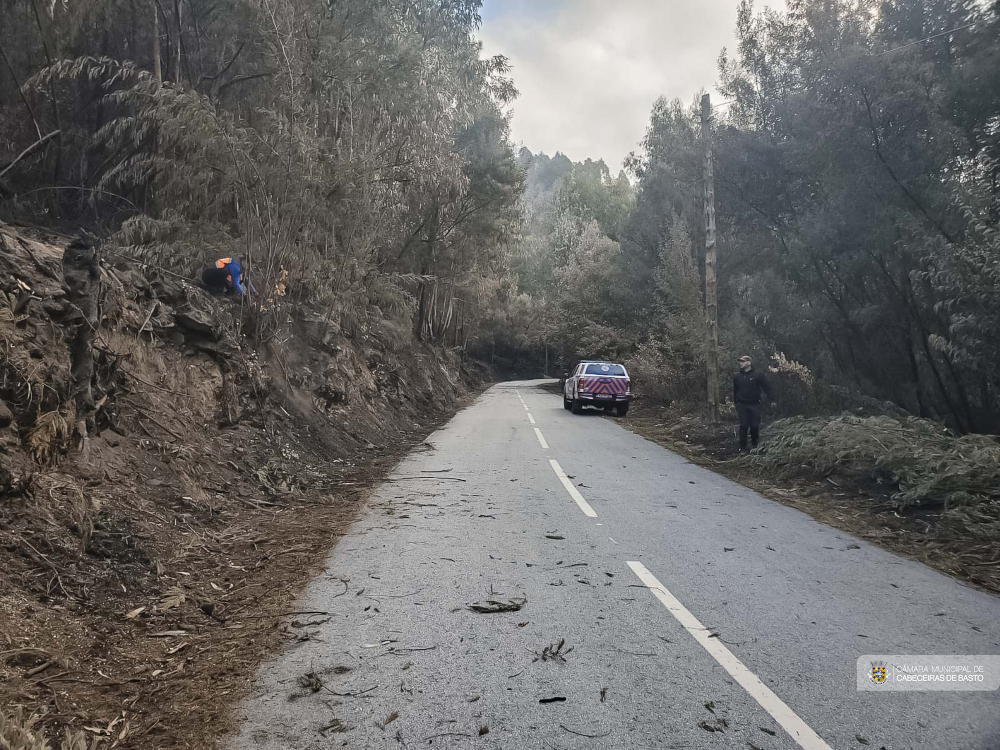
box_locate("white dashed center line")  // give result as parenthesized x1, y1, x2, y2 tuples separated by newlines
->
(627, 561, 833, 750)
(527, 413, 536, 425)
(548, 459, 597, 518)
(534, 427, 549, 450)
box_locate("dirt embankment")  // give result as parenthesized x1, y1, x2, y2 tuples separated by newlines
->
(0, 223, 486, 749)
(618, 398, 1000, 596)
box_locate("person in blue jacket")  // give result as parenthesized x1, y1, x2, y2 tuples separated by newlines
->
(202, 257, 249, 296)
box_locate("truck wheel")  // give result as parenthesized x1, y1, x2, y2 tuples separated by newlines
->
(571, 398, 582, 414)
(616, 403, 629, 417)
(563, 396, 571, 411)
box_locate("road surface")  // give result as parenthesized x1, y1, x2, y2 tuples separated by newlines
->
(227, 380, 1000, 750)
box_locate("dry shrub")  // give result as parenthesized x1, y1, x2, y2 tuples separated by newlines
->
(0, 706, 92, 750)
(626, 341, 674, 402)
(0, 339, 47, 416)
(748, 415, 1000, 539)
(69, 487, 95, 556)
(626, 338, 704, 404)
(766, 351, 819, 416)
(26, 412, 71, 465)
(0, 706, 44, 750)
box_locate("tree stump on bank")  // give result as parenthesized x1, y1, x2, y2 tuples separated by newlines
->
(62, 237, 100, 442)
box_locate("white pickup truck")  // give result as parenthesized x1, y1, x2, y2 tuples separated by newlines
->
(562, 361, 631, 417)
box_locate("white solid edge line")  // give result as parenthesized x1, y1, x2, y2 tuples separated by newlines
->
(548, 459, 597, 518)
(534, 427, 549, 450)
(527, 413, 536, 425)
(626, 561, 833, 750)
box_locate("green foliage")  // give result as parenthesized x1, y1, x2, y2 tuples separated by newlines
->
(746, 414, 1000, 538)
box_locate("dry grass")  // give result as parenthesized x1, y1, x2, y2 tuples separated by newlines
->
(0, 707, 92, 750)
(25, 412, 71, 465)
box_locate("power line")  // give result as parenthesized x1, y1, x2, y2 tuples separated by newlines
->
(871, 20, 981, 57)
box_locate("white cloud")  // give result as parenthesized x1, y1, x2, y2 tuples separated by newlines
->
(478, 0, 759, 171)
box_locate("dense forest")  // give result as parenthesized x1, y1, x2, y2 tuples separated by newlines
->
(505, 0, 1000, 435)
(2, 0, 1000, 433)
(0, 0, 524, 349)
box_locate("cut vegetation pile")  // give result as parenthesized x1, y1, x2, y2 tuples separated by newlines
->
(748, 415, 1000, 540)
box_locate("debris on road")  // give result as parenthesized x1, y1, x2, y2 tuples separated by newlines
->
(379, 711, 399, 729)
(539, 696, 566, 704)
(560, 724, 610, 739)
(468, 597, 527, 614)
(298, 671, 323, 694)
(319, 719, 347, 735)
(534, 639, 573, 663)
(698, 718, 729, 732)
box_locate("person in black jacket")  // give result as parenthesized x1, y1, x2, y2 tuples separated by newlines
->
(733, 355, 774, 450)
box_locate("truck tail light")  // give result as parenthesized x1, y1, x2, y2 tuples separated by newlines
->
(626, 379, 631, 391)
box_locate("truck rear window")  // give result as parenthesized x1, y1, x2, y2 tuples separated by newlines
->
(584, 364, 626, 376)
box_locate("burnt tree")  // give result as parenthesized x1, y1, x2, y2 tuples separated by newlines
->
(62, 237, 100, 440)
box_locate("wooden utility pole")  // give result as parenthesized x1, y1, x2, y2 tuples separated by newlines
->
(151, 0, 162, 84)
(701, 93, 720, 423)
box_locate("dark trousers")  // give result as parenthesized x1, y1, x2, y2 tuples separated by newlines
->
(736, 402, 761, 449)
(202, 266, 231, 295)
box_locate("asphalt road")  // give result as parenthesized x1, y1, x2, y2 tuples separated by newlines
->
(227, 380, 1000, 750)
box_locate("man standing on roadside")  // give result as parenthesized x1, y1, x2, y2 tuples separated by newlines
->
(733, 355, 774, 451)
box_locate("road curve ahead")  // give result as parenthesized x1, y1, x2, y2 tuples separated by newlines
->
(228, 380, 1000, 750)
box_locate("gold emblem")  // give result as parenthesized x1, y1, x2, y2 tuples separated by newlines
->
(870, 661, 887, 684)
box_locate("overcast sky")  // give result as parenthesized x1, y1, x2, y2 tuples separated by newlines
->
(478, 0, 772, 172)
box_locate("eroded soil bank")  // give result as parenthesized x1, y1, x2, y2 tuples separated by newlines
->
(0, 222, 486, 749)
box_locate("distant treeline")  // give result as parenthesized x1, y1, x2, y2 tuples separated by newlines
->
(505, 0, 1000, 433)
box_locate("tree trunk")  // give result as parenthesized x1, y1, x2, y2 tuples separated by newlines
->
(62, 238, 100, 442)
(151, 0, 162, 84)
(27, 0, 63, 215)
(415, 276, 427, 341)
(172, 0, 182, 83)
(700, 93, 720, 422)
